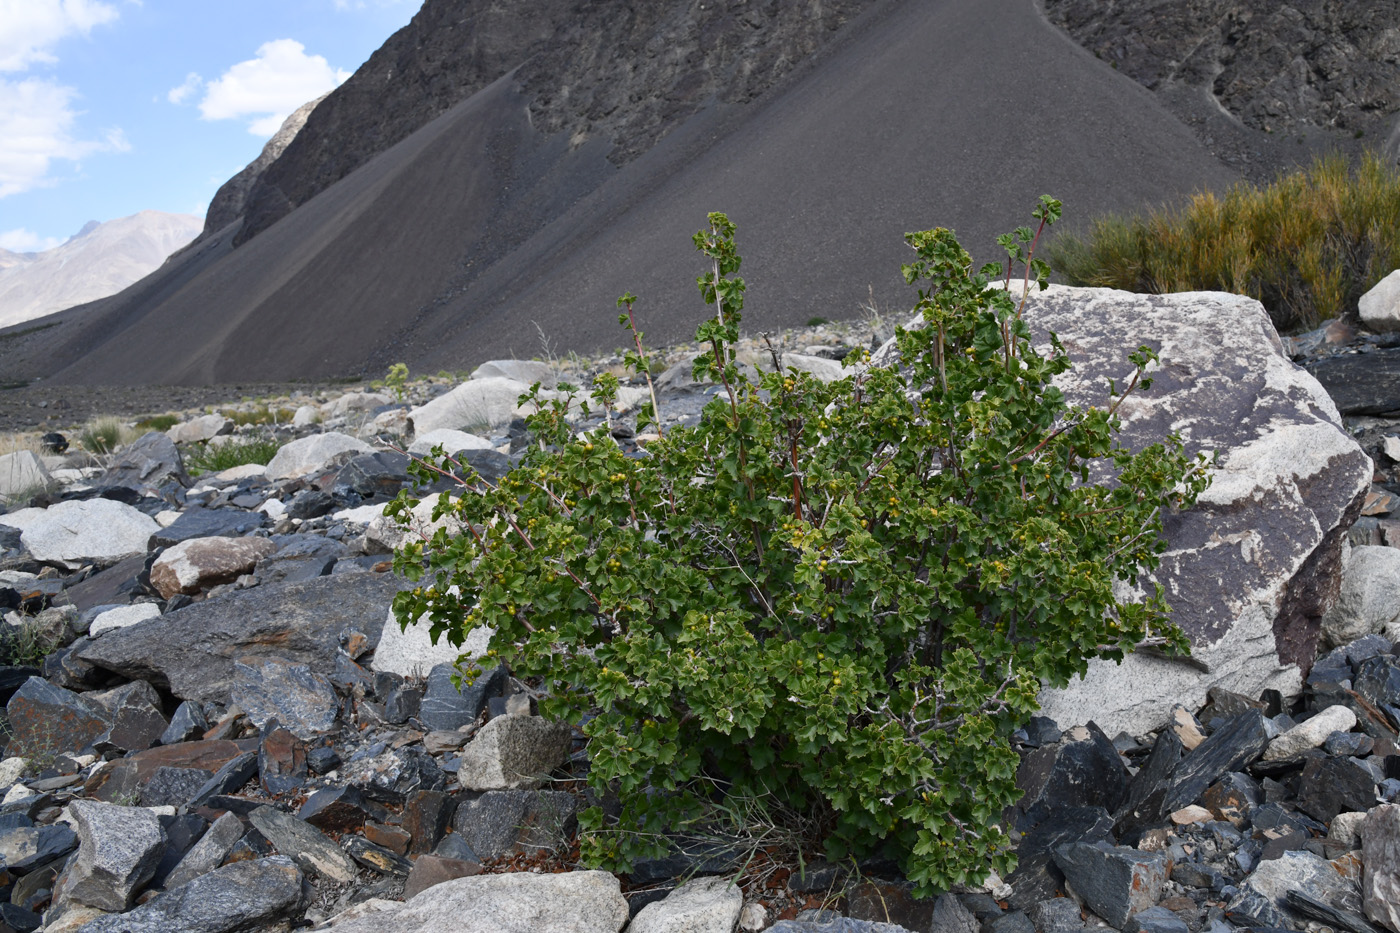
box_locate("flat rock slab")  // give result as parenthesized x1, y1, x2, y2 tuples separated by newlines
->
(320, 870, 629, 932)
(75, 573, 399, 705)
(249, 806, 357, 883)
(96, 432, 190, 493)
(0, 499, 160, 570)
(947, 287, 1372, 736)
(148, 507, 266, 549)
(73, 856, 307, 933)
(85, 740, 256, 803)
(1309, 349, 1400, 416)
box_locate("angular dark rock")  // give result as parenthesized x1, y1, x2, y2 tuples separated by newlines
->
(86, 739, 255, 804)
(1356, 655, 1400, 710)
(1125, 906, 1191, 933)
(4, 676, 109, 759)
(363, 822, 411, 855)
(1007, 806, 1115, 910)
(0, 822, 76, 873)
(1285, 890, 1386, 933)
(96, 432, 190, 495)
(402, 789, 456, 855)
(1116, 727, 1184, 843)
(158, 700, 209, 746)
(345, 835, 412, 876)
(1200, 772, 1262, 828)
(140, 767, 214, 808)
(846, 880, 936, 932)
(258, 724, 308, 796)
(147, 812, 210, 889)
(188, 750, 259, 808)
(1052, 841, 1168, 929)
(419, 662, 506, 732)
(987, 912, 1036, 933)
(1295, 755, 1377, 823)
(255, 535, 346, 585)
(298, 785, 386, 834)
(384, 684, 422, 724)
(342, 746, 445, 804)
(75, 573, 399, 705)
(89, 680, 168, 755)
(72, 856, 308, 933)
(333, 451, 412, 499)
(286, 490, 337, 521)
(306, 745, 341, 775)
(1015, 723, 1127, 831)
(433, 832, 479, 862)
(1164, 712, 1270, 813)
(449, 789, 578, 860)
(232, 656, 340, 740)
(161, 810, 245, 891)
(147, 506, 265, 549)
(931, 893, 982, 933)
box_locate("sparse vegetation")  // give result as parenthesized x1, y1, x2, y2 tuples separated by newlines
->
(1047, 152, 1400, 331)
(220, 405, 296, 427)
(135, 413, 180, 432)
(185, 436, 281, 475)
(78, 416, 134, 454)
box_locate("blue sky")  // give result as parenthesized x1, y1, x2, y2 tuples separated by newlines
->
(0, 0, 422, 253)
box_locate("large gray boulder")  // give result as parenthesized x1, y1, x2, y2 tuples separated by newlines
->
(408, 378, 548, 436)
(873, 287, 1370, 735)
(265, 432, 373, 481)
(75, 573, 399, 705)
(319, 870, 629, 932)
(0, 499, 159, 569)
(148, 535, 278, 598)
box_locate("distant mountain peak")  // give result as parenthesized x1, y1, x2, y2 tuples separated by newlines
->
(0, 211, 203, 329)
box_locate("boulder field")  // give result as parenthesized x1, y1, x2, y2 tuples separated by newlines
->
(3, 283, 1400, 931)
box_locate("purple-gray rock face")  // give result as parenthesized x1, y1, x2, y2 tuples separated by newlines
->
(231, 0, 880, 246)
(1042, 0, 1400, 138)
(874, 286, 1370, 735)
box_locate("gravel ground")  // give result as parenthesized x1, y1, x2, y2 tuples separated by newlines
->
(0, 381, 331, 436)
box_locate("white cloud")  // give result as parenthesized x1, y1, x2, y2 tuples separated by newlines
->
(0, 76, 129, 198)
(199, 39, 349, 136)
(0, 228, 62, 252)
(167, 72, 202, 105)
(0, 0, 121, 72)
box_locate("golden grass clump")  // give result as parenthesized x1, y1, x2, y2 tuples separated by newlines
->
(1047, 152, 1400, 332)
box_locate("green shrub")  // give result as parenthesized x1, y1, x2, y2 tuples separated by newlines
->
(1047, 152, 1400, 331)
(385, 363, 410, 402)
(390, 204, 1210, 893)
(185, 437, 281, 475)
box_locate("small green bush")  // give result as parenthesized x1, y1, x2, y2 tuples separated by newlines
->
(385, 363, 410, 402)
(1047, 152, 1400, 331)
(185, 437, 281, 475)
(134, 414, 180, 432)
(391, 205, 1209, 893)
